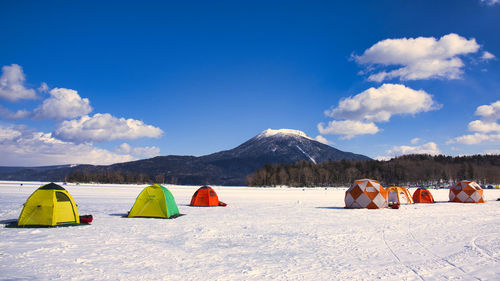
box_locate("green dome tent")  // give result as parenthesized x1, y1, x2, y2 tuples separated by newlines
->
(128, 184, 180, 219)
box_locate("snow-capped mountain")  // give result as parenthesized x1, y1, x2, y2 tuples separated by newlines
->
(104, 128, 371, 185)
(0, 129, 371, 185)
(202, 128, 370, 165)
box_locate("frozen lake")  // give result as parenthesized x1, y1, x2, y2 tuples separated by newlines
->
(1, 181, 500, 280)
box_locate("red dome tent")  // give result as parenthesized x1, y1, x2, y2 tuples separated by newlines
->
(412, 188, 435, 203)
(190, 186, 227, 207)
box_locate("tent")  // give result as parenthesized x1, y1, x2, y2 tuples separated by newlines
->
(449, 180, 485, 203)
(128, 184, 180, 218)
(345, 179, 388, 209)
(18, 183, 80, 226)
(190, 186, 226, 207)
(386, 186, 413, 205)
(413, 188, 435, 203)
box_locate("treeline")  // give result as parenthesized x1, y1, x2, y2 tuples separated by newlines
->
(67, 169, 179, 185)
(246, 154, 500, 187)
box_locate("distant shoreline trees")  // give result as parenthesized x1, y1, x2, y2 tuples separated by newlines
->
(67, 169, 178, 185)
(246, 154, 500, 187)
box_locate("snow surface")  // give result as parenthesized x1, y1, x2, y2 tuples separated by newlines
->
(1, 181, 500, 280)
(257, 129, 313, 140)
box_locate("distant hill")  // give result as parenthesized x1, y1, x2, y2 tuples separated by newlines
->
(0, 129, 371, 185)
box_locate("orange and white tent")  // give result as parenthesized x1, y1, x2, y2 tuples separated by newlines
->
(345, 179, 388, 209)
(449, 180, 485, 203)
(386, 186, 413, 205)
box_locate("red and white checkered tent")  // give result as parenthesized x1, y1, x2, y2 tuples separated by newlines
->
(345, 179, 388, 209)
(449, 180, 485, 203)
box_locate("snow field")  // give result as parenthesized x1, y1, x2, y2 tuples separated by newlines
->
(1, 182, 500, 280)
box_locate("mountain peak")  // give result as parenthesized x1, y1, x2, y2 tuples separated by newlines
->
(256, 128, 312, 140)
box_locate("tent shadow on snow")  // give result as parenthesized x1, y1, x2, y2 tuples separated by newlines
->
(116, 212, 185, 219)
(315, 206, 345, 210)
(109, 213, 128, 217)
(0, 219, 18, 224)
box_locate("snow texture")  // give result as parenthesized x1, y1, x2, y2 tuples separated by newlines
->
(1, 181, 500, 280)
(257, 129, 313, 140)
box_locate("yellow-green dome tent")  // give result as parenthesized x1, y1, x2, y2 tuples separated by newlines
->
(128, 184, 180, 219)
(18, 183, 80, 227)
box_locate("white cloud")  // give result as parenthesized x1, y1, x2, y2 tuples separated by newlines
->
(354, 33, 483, 82)
(115, 143, 161, 158)
(38, 82, 49, 93)
(410, 138, 421, 145)
(0, 87, 92, 121)
(33, 88, 92, 120)
(374, 156, 391, 161)
(449, 100, 500, 145)
(0, 105, 31, 120)
(474, 100, 500, 121)
(446, 133, 500, 145)
(484, 149, 500, 155)
(313, 135, 333, 145)
(0, 64, 37, 101)
(0, 125, 135, 166)
(318, 120, 379, 139)
(319, 84, 439, 139)
(481, 51, 495, 60)
(54, 113, 163, 143)
(0, 126, 22, 141)
(481, 0, 500, 5)
(386, 142, 441, 156)
(326, 84, 439, 122)
(468, 120, 500, 133)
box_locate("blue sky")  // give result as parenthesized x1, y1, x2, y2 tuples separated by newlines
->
(0, 0, 499, 166)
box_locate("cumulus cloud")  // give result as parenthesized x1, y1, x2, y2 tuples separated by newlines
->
(33, 88, 92, 120)
(385, 142, 441, 156)
(319, 84, 439, 139)
(481, 51, 495, 60)
(313, 135, 333, 145)
(354, 33, 485, 82)
(115, 143, 161, 158)
(0, 125, 135, 166)
(467, 120, 500, 133)
(0, 105, 31, 120)
(0, 126, 22, 141)
(54, 113, 163, 143)
(0, 87, 92, 121)
(447, 133, 500, 145)
(318, 120, 379, 139)
(481, 0, 500, 5)
(474, 100, 500, 121)
(325, 84, 439, 122)
(449, 100, 500, 145)
(0, 64, 37, 101)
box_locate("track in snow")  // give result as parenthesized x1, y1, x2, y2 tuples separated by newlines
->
(382, 226, 425, 281)
(406, 211, 481, 281)
(471, 235, 500, 263)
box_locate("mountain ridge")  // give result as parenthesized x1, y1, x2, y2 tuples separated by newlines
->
(0, 129, 371, 185)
